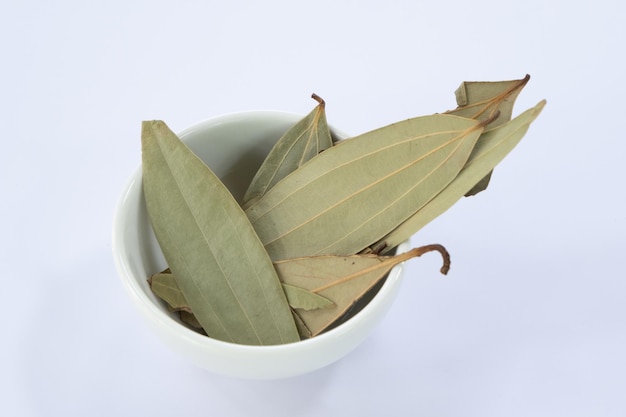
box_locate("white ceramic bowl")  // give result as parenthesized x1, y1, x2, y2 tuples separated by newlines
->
(112, 111, 409, 379)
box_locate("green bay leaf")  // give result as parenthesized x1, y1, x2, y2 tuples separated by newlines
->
(377, 100, 546, 252)
(141, 121, 299, 346)
(245, 114, 484, 260)
(242, 94, 333, 207)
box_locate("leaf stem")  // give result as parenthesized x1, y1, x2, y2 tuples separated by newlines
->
(405, 244, 451, 275)
(311, 93, 325, 107)
(478, 110, 501, 129)
(311, 243, 451, 293)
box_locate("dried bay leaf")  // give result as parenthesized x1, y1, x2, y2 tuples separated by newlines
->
(376, 100, 546, 253)
(149, 272, 191, 313)
(274, 245, 450, 336)
(180, 311, 205, 333)
(149, 271, 328, 340)
(462, 170, 493, 198)
(281, 284, 335, 311)
(149, 271, 334, 313)
(149, 243, 449, 338)
(446, 74, 530, 195)
(291, 309, 313, 339)
(246, 115, 485, 261)
(242, 94, 333, 208)
(447, 74, 530, 130)
(141, 121, 299, 345)
(319, 278, 385, 334)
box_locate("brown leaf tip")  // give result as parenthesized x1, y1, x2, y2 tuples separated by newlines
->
(410, 244, 451, 276)
(311, 93, 325, 107)
(432, 244, 451, 275)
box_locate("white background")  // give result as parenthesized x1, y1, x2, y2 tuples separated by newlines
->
(2, 1, 625, 416)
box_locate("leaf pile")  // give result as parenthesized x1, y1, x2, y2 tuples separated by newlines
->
(141, 75, 545, 345)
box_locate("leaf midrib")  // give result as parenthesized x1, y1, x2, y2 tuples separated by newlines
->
(157, 134, 265, 344)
